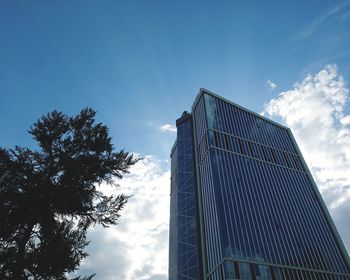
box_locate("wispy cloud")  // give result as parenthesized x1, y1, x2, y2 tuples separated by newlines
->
(264, 64, 350, 251)
(158, 124, 176, 133)
(293, 1, 350, 41)
(266, 80, 277, 90)
(73, 156, 169, 280)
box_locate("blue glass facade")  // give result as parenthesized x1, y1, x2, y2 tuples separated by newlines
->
(170, 89, 350, 280)
(169, 112, 200, 280)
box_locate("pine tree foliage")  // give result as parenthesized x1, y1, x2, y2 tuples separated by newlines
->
(0, 108, 139, 279)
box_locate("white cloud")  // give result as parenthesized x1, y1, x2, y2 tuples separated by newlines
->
(340, 115, 350, 125)
(158, 124, 176, 133)
(73, 156, 170, 280)
(263, 64, 350, 251)
(266, 80, 277, 90)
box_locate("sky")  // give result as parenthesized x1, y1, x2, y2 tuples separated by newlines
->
(1, 1, 350, 279)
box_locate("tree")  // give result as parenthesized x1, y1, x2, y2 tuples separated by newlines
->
(0, 108, 139, 279)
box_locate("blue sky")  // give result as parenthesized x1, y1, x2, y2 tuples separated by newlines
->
(1, 0, 350, 158)
(1, 1, 350, 279)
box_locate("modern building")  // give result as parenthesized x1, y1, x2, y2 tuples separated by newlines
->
(169, 89, 350, 280)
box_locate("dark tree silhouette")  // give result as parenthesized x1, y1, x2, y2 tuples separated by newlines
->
(0, 108, 139, 279)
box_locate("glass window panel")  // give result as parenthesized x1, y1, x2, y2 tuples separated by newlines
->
(249, 263, 257, 280)
(224, 134, 231, 151)
(208, 130, 215, 146)
(237, 138, 244, 154)
(214, 131, 219, 147)
(233, 261, 240, 279)
(230, 137, 239, 153)
(224, 261, 235, 280)
(239, 262, 252, 280)
(270, 148, 277, 164)
(255, 265, 270, 279)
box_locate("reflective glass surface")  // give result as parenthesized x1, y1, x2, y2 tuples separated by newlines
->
(193, 92, 350, 279)
(169, 115, 199, 280)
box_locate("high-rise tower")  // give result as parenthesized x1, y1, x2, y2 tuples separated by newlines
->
(169, 89, 350, 279)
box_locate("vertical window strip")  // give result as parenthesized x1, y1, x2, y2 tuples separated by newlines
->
(219, 262, 225, 280)
(272, 165, 312, 269)
(285, 130, 296, 154)
(200, 96, 204, 136)
(260, 145, 268, 161)
(216, 99, 222, 131)
(293, 171, 339, 272)
(228, 103, 235, 136)
(243, 157, 264, 259)
(208, 151, 224, 270)
(221, 152, 237, 257)
(245, 111, 254, 142)
(226, 152, 244, 259)
(265, 121, 276, 149)
(265, 163, 299, 267)
(218, 133, 225, 150)
(201, 97, 207, 140)
(270, 148, 277, 164)
(260, 161, 290, 265)
(233, 261, 240, 279)
(224, 134, 230, 151)
(199, 162, 209, 272)
(243, 140, 252, 157)
(253, 160, 280, 264)
(241, 109, 251, 140)
(277, 127, 288, 152)
(219, 100, 226, 133)
(201, 96, 207, 140)
(257, 118, 268, 148)
(237, 108, 246, 140)
(283, 168, 317, 270)
(233, 154, 254, 258)
(277, 166, 312, 270)
(255, 119, 263, 147)
(286, 153, 296, 170)
(274, 150, 285, 167)
(212, 98, 218, 131)
(195, 99, 200, 144)
(216, 150, 233, 258)
(269, 123, 279, 151)
(250, 158, 275, 262)
(237, 138, 244, 154)
(228, 153, 248, 259)
(282, 152, 291, 168)
(250, 159, 274, 262)
(207, 130, 214, 147)
(239, 108, 248, 140)
(219, 99, 227, 133)
(297, 173, 346, 272)
(274, 126, 284, 154)
(248, 141, 255, 158)
(223, 102, 231, 135)
(232, 106, 241, 138)
(237, 156, 257, 258)
(288, 168, 333, 271)
(243, 156, 267, 261)
(281, 129, 291, 153)
(201, 159, 214, 273)
(246, 111, 255, 143)
(206, 155, 218, 273)
(249, 263, 257, 280)
(213, 131, 219, 147)
(293, 155, 303, 172)
(234, 106, 244, 140)
(269, 266, 277, 280)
